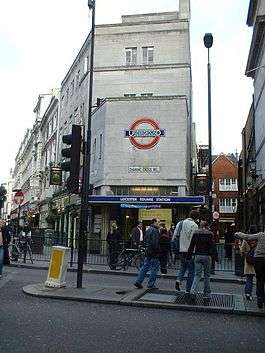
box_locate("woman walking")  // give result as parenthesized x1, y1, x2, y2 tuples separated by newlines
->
(159, 223, 171, 274)
(240, 225, 257, 301)
(107, 222, 122, 270)
(235, 229, 265, 309)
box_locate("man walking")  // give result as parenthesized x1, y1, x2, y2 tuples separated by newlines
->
(173, 210, 199, 293)
(134, 218, 160, 290)
(187, 220, 218, 299)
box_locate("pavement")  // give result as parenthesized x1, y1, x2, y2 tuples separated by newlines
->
(9, 259, 264, 317)
(2, 267, 265, 353)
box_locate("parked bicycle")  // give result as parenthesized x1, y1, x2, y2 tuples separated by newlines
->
(107, 245, 145, 271)
(9, 235, 33, 264)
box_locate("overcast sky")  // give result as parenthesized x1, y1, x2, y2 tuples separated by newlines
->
(0, 0, 253, 183)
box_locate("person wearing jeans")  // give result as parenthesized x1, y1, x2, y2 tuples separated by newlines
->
(240, 228, 257, 300)
(0, 221, 5, 278)
(134, 218, 160, 289)
(235, 230, 265, 309)
(173, 210, 199, 293)
(187, 220, 218, 299)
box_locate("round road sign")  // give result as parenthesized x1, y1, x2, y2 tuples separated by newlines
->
(14, 191, 24, 205)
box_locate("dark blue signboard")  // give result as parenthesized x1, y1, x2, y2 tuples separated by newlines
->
(120, 204, 161, 209)
(88, 195, 205, 205)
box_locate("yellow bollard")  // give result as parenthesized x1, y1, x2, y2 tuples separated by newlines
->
(45, 246, 70, 288)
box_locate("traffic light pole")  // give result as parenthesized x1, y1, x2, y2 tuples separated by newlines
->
(77, 0, 96, 288)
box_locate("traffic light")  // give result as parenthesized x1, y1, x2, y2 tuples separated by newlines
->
(61, 125, 82, 194)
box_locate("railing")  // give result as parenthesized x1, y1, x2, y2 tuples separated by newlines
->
(16, 232, 236, 272)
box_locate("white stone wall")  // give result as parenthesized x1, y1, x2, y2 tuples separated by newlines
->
(90, 96, 189, 192)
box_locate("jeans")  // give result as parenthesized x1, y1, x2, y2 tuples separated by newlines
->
(254, 257, 265, 300)
(176, 253, 195, 292)
(245, 274, 254, 295)
(0, 247, 4, 275)
(135, 257, 160, 288)
(190, 255, 211, 297)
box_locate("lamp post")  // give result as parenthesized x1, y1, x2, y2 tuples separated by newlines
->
(204, 33, 213, 220)
(77, 0, 96, 288)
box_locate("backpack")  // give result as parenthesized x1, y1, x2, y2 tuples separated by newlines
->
(172, 221, 184, 254)
(246, 247, 255, 266)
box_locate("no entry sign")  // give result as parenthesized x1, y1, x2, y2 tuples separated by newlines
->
(14, 191, 24, 205)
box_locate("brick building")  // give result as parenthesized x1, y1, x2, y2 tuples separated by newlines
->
(212, 153, 238, 236)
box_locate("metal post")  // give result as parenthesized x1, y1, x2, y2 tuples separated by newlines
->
(77, 0, 96, 288)
(207, 48, 213, 220)
(17, 204, 21, 237)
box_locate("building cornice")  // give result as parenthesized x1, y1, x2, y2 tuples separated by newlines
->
(246, 16, 265, 76)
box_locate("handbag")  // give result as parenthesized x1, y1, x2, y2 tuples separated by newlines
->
(246, 247, 255, 266)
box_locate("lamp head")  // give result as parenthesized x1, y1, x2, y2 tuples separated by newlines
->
(204, 33, 213, 49)
(88, 0, 95, 9)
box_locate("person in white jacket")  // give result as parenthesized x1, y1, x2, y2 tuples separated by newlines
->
(173, 210, 199, 293)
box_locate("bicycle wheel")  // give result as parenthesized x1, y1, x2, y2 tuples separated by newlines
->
(116, 253, 128, 271)
(132, 252, 145, 270)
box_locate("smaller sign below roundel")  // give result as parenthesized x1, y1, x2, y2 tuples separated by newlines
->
(125, 117, 165, 150)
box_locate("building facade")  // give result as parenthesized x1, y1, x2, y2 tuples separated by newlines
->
(245, 0, 265, 230)
(212, 154, 238, 236)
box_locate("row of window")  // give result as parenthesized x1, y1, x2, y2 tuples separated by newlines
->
(126, 46, 154, 66)
(219, 178, 238, 191)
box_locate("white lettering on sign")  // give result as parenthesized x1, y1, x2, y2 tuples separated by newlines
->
(128, 166, 161, 173)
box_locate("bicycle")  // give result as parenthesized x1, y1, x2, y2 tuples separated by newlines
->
(9, 236, 34, 264)
(107, 245, 145, 271)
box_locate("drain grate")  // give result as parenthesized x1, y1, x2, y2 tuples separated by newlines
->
(175, 292, 234, 308)
(138, 290, 235, 309)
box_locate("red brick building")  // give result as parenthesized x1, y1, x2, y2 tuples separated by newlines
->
(212, 153, 238, 236)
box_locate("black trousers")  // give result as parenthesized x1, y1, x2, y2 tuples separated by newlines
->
(254, 257, 265, 299)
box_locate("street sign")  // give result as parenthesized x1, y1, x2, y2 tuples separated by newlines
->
(14, 191, 24, 205)
(213, 211, 219, 220)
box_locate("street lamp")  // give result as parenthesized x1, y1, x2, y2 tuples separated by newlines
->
(204, 33, 213, 220)
(77, 0, 96, 288)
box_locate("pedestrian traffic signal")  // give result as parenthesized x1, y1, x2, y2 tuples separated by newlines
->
(61, 125, 82, 194)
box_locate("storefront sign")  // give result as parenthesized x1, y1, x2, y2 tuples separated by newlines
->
(50, 167, 62, 186)
(128, 166, 161, 173)
(88, 195, 205, 205)
(125, 117, 165, 150)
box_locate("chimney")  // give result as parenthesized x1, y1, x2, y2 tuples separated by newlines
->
(179, 0, 190, 20)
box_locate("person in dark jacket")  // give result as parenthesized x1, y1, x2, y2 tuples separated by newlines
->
(134, 218, 160, 289)
(159, 223, 171, 274)
(0, 220, 11, 278)
(130, 221, 144, 249)
(187, 220, 218, 299)
(1, 221, 11, 265)
(106, 222, 122, 270)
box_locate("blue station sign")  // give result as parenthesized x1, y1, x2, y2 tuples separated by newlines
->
(88, 195, 205, 205)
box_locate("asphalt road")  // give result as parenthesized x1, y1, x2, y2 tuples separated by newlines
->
(0, 267, 265, 353)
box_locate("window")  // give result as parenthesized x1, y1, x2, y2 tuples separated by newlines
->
(141, 93, 153, 97)
(66, 88, 69, 102)
(125, 47, 137, 66)
(80, 103, 85, 124)
(99, 134, 103, 159)
(124, 94, 136, 97)
(84, 57, 89, 73)
(219, 178, 238, 191)
(93, 138, 96, 162)
(71, 79, 74, 96)
(219, 198, 237, 213)
(76, 70, 80, 89)
(74, 108, 79, 124)
(142, 46, 154, 65)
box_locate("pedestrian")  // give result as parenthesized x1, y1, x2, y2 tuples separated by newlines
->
(235, 228, 265, 309)
(0, 219, 10, 279)
(1, 221, 11, 265)
(106, 222, 122, 270)
(173, 210, 199, 293)
(240, 225, 257, 301)
(168, 223, 175, 265)
(187, 219, 218, 300)
(159, 223, 171, 274)
(134, 218, 160, 289)
(130, 221, 144, 249)
(224, 225, 234, 259)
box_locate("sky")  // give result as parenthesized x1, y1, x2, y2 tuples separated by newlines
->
(0, 0, 253, 183)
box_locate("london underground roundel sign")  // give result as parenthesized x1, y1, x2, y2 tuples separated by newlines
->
(125, 117, 165, 150)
